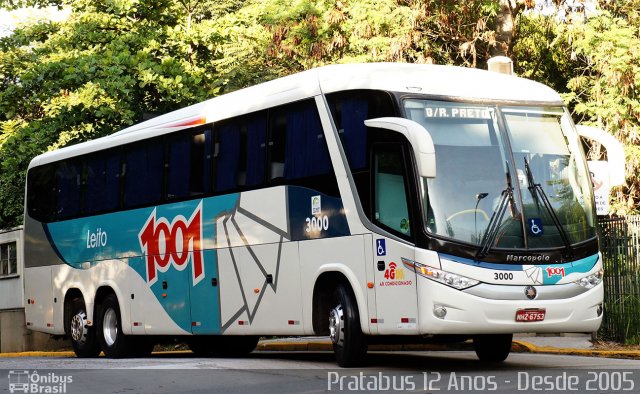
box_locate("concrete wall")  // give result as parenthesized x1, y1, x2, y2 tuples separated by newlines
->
(0, 308, 67, 353)
(0, 227, 24, 310)
(1, 227, 66, 352)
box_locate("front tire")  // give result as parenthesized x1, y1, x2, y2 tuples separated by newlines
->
(329, 284, 367, 367)
(68, 298, 101, 358)
(97, 294, 131, 358)
(473, 334, 513, 362)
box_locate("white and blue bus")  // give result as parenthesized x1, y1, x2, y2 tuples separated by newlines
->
(24, 63, 603, 366)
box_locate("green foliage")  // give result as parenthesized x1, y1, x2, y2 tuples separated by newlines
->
(512, 3, 640, 215)
(560, 13, 640, 214)
(3, 0, 640, 227)
(0, 0, 224, 227)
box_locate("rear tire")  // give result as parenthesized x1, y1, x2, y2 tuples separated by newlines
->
(68, 298, 101, 358)
(329, 283, 367, 367)
(473, 334, 513, 362)
(97, 294, 131, 358)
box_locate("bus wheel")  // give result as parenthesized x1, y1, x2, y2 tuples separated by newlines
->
(69, 299, 101, 358)
(473, 334, 513, 363)
(97, 294, 131, 358)
(329, 284, 367, 367)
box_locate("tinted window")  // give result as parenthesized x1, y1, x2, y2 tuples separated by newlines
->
(27, 165, 56, 222)
(167, 133, 192, 200)
(55, 160, 82, 220)
(284, 101, 331, 179)
(124, 141, 163, 208)
(268, 100, 338, 196)
(327, 90, 396, 170)
(215, 122, 241, 192)
(85, 150, 121, 213)
(213, 112, 268, 193)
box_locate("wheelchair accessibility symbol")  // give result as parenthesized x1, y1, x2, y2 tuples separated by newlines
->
(376, 239, 386, 256)
(529, 218, 543, 237)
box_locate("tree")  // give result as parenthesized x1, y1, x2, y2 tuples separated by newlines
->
(507, 1, 640, 214)
(0, 0, 228, 227)
(561, 12, 640, 213)
(2, 0, 639, 227)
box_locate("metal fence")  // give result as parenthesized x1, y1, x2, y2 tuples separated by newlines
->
(597, 215, 640, 344)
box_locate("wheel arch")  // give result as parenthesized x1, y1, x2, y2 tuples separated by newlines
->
(63, 288, 85, 335)
(311, 267, 369, 335)
(93, 284, 132, 335)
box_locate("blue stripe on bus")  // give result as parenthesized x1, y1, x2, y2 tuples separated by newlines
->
(440, 252, 599, 284)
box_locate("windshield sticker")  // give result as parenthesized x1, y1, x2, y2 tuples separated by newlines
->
(424, 107, 492, 119)
(528, 218, 543, 237)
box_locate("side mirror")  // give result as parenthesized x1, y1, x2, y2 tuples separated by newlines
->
(364, 117, 436, 178)
(576, 125, 625, 187)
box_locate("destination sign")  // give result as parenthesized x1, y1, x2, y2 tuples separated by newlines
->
(424, 106, 492, 119)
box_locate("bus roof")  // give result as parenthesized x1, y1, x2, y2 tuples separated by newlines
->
(28, 62, 563, 169)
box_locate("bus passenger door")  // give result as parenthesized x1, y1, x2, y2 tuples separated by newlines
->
(370, 143, 419, 335)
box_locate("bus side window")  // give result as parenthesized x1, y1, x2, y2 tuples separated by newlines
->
(123, 141, 163, 208)
(373, 144, 412, 237)
(167, 133, 191, 199)
(214, 122, 241, 193)
(55, 160, 82, 220)
(27, 165, 56, 222)
(243, 113, 267, 187)
(268, 110, 287, 181)
(326, 90, 397, 216)
(266, 99, 338, 196)
(189, 130, 210, 196)
(85, 150, 120, 214)
(284, 101, 332, 180)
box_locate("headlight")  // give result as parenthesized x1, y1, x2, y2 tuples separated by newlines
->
(574, 269, 604, 289)
(404, 259, 479, 290)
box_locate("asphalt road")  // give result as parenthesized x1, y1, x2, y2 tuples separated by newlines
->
(1, 350, 639, 393)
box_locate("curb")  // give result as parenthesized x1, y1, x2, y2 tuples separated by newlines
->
(512, 340, 640, 360)
(0, 351, 76, 358)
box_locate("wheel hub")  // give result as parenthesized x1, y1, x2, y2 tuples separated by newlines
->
(70, 312, 88, 343)
(329, 304, 344, 345)
(102, 308, 118, 347)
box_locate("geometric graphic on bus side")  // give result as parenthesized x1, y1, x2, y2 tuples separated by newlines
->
(217, 190, 291, 332)
(216, 186, 350, 332)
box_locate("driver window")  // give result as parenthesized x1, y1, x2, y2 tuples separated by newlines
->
(374, 144, 412, 237)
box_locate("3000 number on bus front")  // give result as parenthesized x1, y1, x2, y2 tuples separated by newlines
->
(494, 272, 514, 281)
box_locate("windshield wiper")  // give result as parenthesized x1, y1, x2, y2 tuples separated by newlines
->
(477, 163, 517, 259)
(524, 158, 573, 257)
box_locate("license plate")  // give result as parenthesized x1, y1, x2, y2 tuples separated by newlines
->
(515, 308, 546, 322)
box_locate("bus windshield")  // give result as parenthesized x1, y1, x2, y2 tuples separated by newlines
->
(404, 99, 596, 251)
